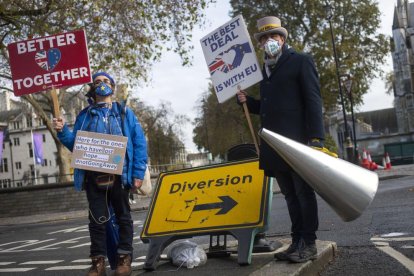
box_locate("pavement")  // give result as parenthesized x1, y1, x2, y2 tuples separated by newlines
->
(1, 164, 413, 275)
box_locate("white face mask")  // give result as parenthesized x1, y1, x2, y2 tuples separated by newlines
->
(264, 38, 281, 57)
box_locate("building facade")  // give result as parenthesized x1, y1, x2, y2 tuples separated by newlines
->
(0, 93, 60, 188)
(392, 0, 414, 132)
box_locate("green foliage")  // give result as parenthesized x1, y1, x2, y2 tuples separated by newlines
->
(0, 0, 211, 174)
(230, 0, 390, 111)
(192, 83, 260, 158)
(193, 0, 390, 157)
(0, 0, 212, 83)
(324, 134, 338, 154)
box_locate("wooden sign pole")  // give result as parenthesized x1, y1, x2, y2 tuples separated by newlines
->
(242, 102, 260, 155)
(50, 88, 60, 118)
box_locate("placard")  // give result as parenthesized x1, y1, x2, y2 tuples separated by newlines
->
(200, 15, 263, 103)
(7, 29, 92, 96)
(71, 131, 128, 175)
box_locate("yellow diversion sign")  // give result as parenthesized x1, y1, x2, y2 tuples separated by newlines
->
(141, 159, 268, 237)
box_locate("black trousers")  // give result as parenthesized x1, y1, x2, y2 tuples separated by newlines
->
(84, 174, 133, 257)
(272, 170, 318, 244)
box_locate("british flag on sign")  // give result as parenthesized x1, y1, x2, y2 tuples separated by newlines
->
(35, 48, 61, 71)
(35, 51, 49, 71)
(208, 42, 252, 76)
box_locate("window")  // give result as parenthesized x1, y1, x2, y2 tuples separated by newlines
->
(42, 159, 48, 167)
(16, 182, 22, 187)
(13, 137, 20, 146)
(28, 142, 33, 157)
(42, 174, 49, 185)
(16, 162, 21, 170)
(0, 158, 8, 173)
(42, 134, 46, 142)
(30, 165, 35, 177)
(37, 118, 44, 126)
(13, 121, 20, 129)
(26, 116, 33, 127)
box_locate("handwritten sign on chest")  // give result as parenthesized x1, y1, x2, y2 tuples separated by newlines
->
(71, 131, 128, 175)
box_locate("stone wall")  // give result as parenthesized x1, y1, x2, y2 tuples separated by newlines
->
(0, 182, 87, 218)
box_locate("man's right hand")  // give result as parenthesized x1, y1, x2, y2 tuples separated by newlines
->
(52, 117, 65, 132)
(236, 90, 247, 103)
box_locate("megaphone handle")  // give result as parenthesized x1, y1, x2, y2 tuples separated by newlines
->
(242, 102, 260, 155)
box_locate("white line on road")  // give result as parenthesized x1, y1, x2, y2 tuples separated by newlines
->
(20, 260, 63, 265)
(68, 242, 90, 248)
(45, 265, 90, 270)
(374, 243, 414, 274)
(71, 259, 91, 263)
(0, 268, 36, 272)
(371, 237, 414, 242)
(0, 262, 15, 265)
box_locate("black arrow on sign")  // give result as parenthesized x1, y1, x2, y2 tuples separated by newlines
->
(193, 196, 238, 215)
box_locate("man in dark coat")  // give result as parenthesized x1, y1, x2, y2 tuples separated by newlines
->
(237, 16, 325, 263)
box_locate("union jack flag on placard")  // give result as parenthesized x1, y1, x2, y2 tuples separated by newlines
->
(208, 42, 252, 75)
(35, 51, 49, 71)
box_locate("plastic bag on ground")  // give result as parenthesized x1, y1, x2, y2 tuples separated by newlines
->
(167, 240, 207, 269)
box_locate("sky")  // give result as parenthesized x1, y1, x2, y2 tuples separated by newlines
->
(137, 0, 396, 153)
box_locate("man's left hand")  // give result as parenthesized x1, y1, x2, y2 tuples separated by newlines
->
(131, 179, 143, 193)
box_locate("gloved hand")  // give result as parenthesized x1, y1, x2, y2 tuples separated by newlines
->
(308, 138, 338, 158)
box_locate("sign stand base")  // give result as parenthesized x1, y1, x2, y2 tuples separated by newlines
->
(143, 227, 260, 271)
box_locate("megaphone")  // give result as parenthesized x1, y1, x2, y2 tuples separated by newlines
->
(259, 128, 378, 222)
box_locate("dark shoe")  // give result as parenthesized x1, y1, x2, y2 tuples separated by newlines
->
(274, 240, 300, 261)
(115, 254, 132, 276)
(87, 256, 106, 276)
(287, 242, 317, 263)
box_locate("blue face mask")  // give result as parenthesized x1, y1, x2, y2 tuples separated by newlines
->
(94, 82, 113, 97)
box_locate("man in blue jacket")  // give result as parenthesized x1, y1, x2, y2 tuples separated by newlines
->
(53, 72, 147, 276)
(237, 16, 325, 263)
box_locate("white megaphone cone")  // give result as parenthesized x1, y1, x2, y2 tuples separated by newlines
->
(259, 128, 378, 222)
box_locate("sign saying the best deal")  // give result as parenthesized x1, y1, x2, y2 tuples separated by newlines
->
(200, 15, 262, 103)
(7, 29, 92, 96)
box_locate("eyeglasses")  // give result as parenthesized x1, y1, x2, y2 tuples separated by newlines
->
(94, 79, 112, 86)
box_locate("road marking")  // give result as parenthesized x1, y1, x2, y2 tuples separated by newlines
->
(48, 226, 88, 234)
(371, 237, 414, 242)
(375, 244, 414, 274)
(30, 236, 89, 251)
(71, 259, 91, 263)
(380, 232, 408, 238)
(401, 245, 414, 249)
(0, 239, 55, 252)
(68, 242, 90, 248)
(0, 268, 36, 272)
(45, 265, 90, 270)
(132, 262, 144, 267)
(0, 262, 15, 265)
(20, 260, 63, 265)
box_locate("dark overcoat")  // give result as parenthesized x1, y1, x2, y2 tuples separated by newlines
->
(245, 45, 325, 173)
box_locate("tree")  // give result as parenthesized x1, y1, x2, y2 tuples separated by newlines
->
(192, 84, 260, 158)
(129, 98, 188, 168)
(230, 0, 390, 111)
(0, 0, 211, 180)
(193, 0, 389, 157)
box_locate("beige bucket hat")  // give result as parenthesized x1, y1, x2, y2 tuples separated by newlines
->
(253, 16, 288, 41)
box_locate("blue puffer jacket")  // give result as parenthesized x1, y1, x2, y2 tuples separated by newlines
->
(57, 102, 147, 191)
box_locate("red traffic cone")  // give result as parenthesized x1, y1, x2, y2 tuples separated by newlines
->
(385, 152, 392, 170)
(367, 151, 373, 168)
(382, 157, 387, 169)
(361, 149, 370, 169)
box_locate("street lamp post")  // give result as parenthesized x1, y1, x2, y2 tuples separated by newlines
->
(325, 2, 354, 161)
(343, 75, 358, 162)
